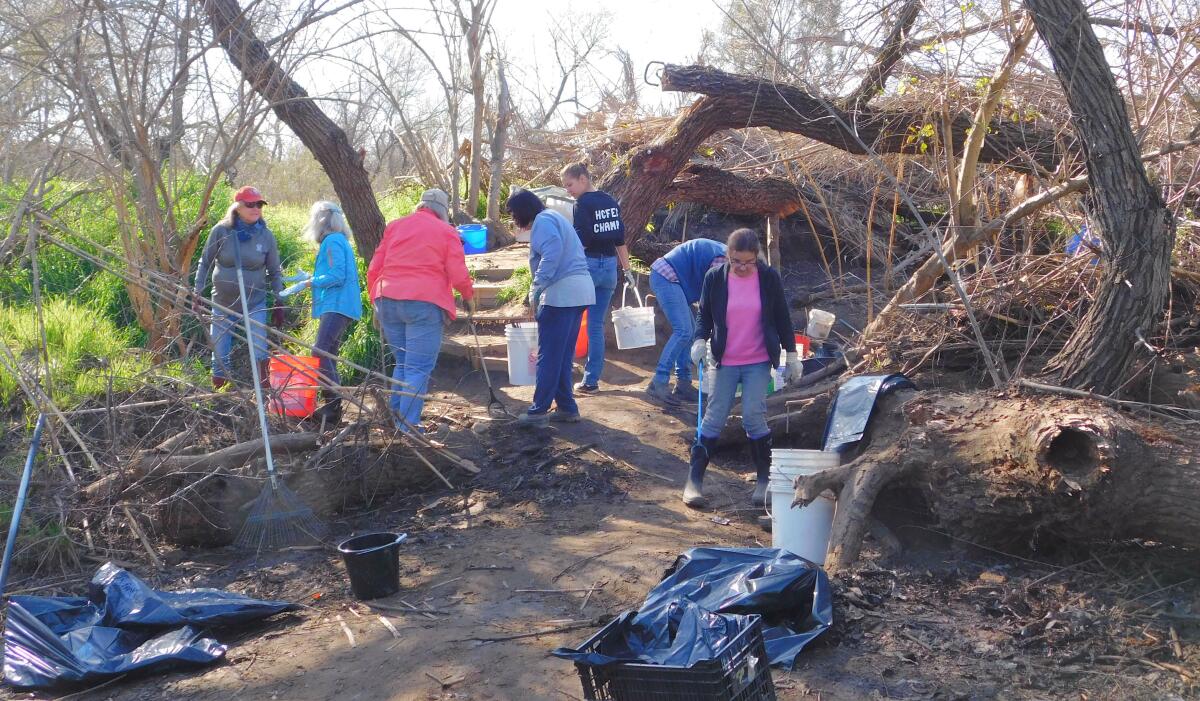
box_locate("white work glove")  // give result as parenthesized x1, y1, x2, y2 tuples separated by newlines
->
(528, 286, 545, 312)
(784, 351, 804, 382)
(623, 269, 637, 288)
(690, 339, 708, 367)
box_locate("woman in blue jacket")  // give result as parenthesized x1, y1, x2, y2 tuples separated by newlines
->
(646, 238, 727, 403)
(299, 200, 362, 422)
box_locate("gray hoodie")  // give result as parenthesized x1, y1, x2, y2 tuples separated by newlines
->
(193, 222, 283, 311)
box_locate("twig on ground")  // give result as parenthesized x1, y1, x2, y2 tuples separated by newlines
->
(534, 443, 596, 472)
(552, 545, 624, 583)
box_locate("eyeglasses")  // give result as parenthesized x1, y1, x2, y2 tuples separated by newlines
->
(241, 201, 265, 209)
(730, 257, 757, 268)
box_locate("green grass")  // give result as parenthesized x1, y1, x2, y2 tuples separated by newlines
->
(497, 265, 532, 304)
(0, 299, 185, 408)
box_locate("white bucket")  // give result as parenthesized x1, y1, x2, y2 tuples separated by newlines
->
(768, 449, 840, 565)
(806, 309, 836, 340)
(505, 322, 538, 386)
(611, 284, 655, 349)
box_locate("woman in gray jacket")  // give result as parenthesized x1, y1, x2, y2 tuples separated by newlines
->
(191, 186, 284, 388)
(506, 189, 595, 427)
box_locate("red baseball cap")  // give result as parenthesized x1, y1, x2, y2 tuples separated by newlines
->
(233, 186, 267, 204)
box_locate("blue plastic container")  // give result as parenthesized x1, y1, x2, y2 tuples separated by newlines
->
(457, 224, 487, 254)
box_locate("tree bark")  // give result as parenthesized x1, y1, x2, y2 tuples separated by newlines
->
(662, 165, 804, 217)
(202, 0, 385, 258)
(600, 64, 1069, 247)
(485, 59, 514, 248)
(462, 1, 487, 220)
(1027, 0, 1175, 393)
(796, 390, 1200, 572)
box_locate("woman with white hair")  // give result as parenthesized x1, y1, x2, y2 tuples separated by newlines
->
(295, 200, 362, 422)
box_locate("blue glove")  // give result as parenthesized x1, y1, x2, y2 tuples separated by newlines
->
(624, 269, 637, 288)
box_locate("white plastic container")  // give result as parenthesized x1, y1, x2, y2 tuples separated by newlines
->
(505, 322, 538, 386)
(527, 186, 575, 243)
(768, 448, 841, 565)
(806, 309, 836, 340)
(611, 284, 655, 349)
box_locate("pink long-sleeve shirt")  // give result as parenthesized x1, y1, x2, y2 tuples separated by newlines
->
(367, 209, 474, 319)
(721, 266, 770, 366)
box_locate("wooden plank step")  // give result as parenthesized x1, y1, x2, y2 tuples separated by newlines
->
(470, 281, 508, 309)
(466, 244, 529, 282)
(469, 356, 509, 373)
(441, 332, 507, 359)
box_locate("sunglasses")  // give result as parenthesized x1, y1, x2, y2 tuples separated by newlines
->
(241, 201, 266, 209)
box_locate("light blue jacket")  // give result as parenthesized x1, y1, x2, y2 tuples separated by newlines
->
(311, 232, 363, 320)
(529, 210, 595, 308)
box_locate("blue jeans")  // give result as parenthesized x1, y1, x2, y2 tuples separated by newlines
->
(700, 362, 771, 440)
(530, 304, 586, 416)
(314, 312, 353, 388)
(375, 299, 444, 430)
(650, 271, 694, 385)
(211, 305, 267, 379)
(582, 255, 618, 386)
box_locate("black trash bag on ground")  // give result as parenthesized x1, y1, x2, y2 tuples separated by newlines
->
(643, 547, 833, 669)
(552, 603, 756, 667)
(4, 562, 299, 689)
(555, 547, 831, 670)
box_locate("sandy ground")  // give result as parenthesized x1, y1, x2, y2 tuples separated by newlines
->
(3, 352, 1198, 701)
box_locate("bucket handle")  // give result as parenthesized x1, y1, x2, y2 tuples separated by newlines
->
(620, 282, 645, 309)
(338, 532, 408, 555)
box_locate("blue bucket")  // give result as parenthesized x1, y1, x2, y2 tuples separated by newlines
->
(457, 224, 487, 254)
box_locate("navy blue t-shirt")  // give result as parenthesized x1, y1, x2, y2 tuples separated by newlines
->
(572, 190, 625, 257)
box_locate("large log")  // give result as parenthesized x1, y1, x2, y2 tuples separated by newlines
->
(601, 65, 1069, 246)
(795, 389, 1200, 572)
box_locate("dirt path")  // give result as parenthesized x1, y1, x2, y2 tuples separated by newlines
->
(6, 357, 1197, 701)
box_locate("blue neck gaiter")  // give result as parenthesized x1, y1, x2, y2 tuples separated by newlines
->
(234, 216, 265, 242)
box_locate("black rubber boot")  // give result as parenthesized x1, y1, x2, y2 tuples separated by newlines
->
(750, 433, 773, 507)
(313, 392, 342, 425)
(682, 435, 719, 508)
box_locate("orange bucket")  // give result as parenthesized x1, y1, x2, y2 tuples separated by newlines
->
(575, 310, 589, 359)
(269, 355, 320, 418)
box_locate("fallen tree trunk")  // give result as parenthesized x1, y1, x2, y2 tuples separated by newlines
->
(796, 389, 1200, 572)
(86, 432, 321, 499)
(601, 64, 1069, 246)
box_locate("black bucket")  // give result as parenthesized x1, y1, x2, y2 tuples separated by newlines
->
(337, 532, 408, 600)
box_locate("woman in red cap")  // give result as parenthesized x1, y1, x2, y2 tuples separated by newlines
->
(192, 186, 285, 388)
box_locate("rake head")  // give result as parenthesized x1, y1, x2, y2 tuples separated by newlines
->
(234, 480, 326, 552)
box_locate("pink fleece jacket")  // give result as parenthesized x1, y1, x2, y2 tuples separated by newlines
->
(367, 209, 474, 318)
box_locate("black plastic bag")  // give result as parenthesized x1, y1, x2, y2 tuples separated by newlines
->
(553, 603, 755, 668)
(4, 562, 299, 689)
(554, 548, 832, 670)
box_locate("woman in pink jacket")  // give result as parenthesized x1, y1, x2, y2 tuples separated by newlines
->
(367, 189, 475, 433)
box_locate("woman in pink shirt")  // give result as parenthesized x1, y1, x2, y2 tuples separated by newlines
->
(683, 229, 803, 508)
(367, 189, 475, 433)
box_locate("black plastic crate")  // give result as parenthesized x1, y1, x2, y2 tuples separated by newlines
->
(571, 615, 776, 701)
